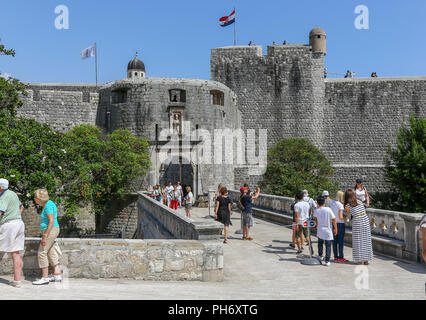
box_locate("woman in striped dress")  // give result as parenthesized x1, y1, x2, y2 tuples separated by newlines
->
(345, 189, 373, 265)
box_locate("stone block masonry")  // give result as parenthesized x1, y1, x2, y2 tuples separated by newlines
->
(18, 83, 99, 132)
(211, 44, 426, 193)
(0, 238, 224, 281)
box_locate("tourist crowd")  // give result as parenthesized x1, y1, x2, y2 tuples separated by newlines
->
(1, 176, 425, 289)
(148, 181, 194, 218)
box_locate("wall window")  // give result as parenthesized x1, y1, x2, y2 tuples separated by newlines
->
(169, 89, 186, 103)
(210, 90, 224, 106)
(112, 89, 128, 104)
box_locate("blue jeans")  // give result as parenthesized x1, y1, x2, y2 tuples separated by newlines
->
(318, 238, 332, 262)
(333, 223, 346, 259)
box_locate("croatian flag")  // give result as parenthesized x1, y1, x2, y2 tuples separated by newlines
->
(219, 10, 235, 27)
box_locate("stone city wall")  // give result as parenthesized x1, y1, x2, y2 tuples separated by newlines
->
(211, 45, 426, 193)
(324, 77, 426, 192)
(99, 194, 139, 239)
(19, 83, 99, 132)
(0, 238, 224, 281)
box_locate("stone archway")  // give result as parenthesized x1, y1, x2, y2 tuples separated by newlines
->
(159, 156, 194, 189)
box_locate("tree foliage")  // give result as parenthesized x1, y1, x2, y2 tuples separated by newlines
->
(384, 115, 426, 213)
(260, 138, 338, 198)
(63, 125, 151, 215)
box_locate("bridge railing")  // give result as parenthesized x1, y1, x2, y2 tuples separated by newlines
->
(228, 190, 424, 263)
(137, 192, 223, 241)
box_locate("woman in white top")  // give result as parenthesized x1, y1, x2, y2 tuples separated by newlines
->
(355, 179, 370, 208)
(184, 186, 193, 218)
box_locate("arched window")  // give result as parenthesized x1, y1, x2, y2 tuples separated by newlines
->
(210, 90, 224, 106)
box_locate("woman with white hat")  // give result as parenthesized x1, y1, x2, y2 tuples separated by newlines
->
(0, 178, 25, 288)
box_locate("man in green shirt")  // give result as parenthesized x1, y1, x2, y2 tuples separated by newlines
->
(0, 179, 25, 287)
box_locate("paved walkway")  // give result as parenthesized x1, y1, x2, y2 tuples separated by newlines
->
(1, 207, 425, 300)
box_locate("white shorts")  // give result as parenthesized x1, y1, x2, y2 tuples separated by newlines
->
(0, 219, 25, 253)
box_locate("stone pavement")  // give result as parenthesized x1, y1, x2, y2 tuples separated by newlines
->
(1, 207, 425, 300)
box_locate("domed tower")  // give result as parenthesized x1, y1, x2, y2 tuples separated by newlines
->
(127, 52, 146, 78)
(309, 27, 327, 56)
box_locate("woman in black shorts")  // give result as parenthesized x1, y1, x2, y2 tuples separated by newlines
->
(215, 187, 232, 243)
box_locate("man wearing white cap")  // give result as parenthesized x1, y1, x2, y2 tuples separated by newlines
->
(0, 178, 25, 287)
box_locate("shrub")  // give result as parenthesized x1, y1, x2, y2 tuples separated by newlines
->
(260, 138, 338, 198)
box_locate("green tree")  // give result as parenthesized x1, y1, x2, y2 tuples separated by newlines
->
(0, 116, 67, 207)
(260, 138, 338, 198)
(384, 115, 426, 213)
(63, 125, 151, 216)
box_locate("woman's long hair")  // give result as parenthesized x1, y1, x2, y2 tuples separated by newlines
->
(336, 190, 344, 203)
(345, 189, 358, 207)
(217, 183, 224, 193)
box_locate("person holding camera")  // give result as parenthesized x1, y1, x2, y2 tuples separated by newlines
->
(355, 179, 370, 208)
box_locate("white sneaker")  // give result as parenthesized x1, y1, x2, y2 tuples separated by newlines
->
(325, 262, 331, 267)
(8, 280, 21, 288)
(318, 256, 324, 261)
(32, 278, 50, 285)
(49, 275, 62, 282)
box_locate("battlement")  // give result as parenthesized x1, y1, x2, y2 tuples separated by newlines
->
(211, 43, 313, 60)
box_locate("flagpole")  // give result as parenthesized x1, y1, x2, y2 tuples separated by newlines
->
(95, 42, 98, 87)
(233, 7, 236, 46)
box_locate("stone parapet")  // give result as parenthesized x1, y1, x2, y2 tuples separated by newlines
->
(137, 192, 223, 240)
(0, 238, 224, 282)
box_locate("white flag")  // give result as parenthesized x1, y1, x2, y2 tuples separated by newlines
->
(80, 44, 96, 59)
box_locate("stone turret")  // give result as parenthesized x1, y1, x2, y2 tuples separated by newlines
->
(309, 27, 327, 56)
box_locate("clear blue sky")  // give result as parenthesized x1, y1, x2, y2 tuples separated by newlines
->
(1, 0, 425, 83)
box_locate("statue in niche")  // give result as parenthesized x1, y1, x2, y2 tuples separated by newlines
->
(172, 113, 182, 134)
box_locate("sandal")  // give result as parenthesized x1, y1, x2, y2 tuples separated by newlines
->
(223, 239, 227, 244)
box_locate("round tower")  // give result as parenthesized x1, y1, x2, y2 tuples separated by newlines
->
(309, 27, 327, 56)
(127, 52, 146, 78)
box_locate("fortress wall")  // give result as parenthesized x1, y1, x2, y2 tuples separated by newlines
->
(211, 45, 324, 145)
(211, 45, 325, 189)
(98, 78, 241, 193)
(324, 77, 426, 192)
(18, 83, 99, 132)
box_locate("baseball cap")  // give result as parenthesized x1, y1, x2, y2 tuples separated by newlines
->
(322, 190, 329, 197)
(356, 178, 363, 183)
(0, 178, 9, 190)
